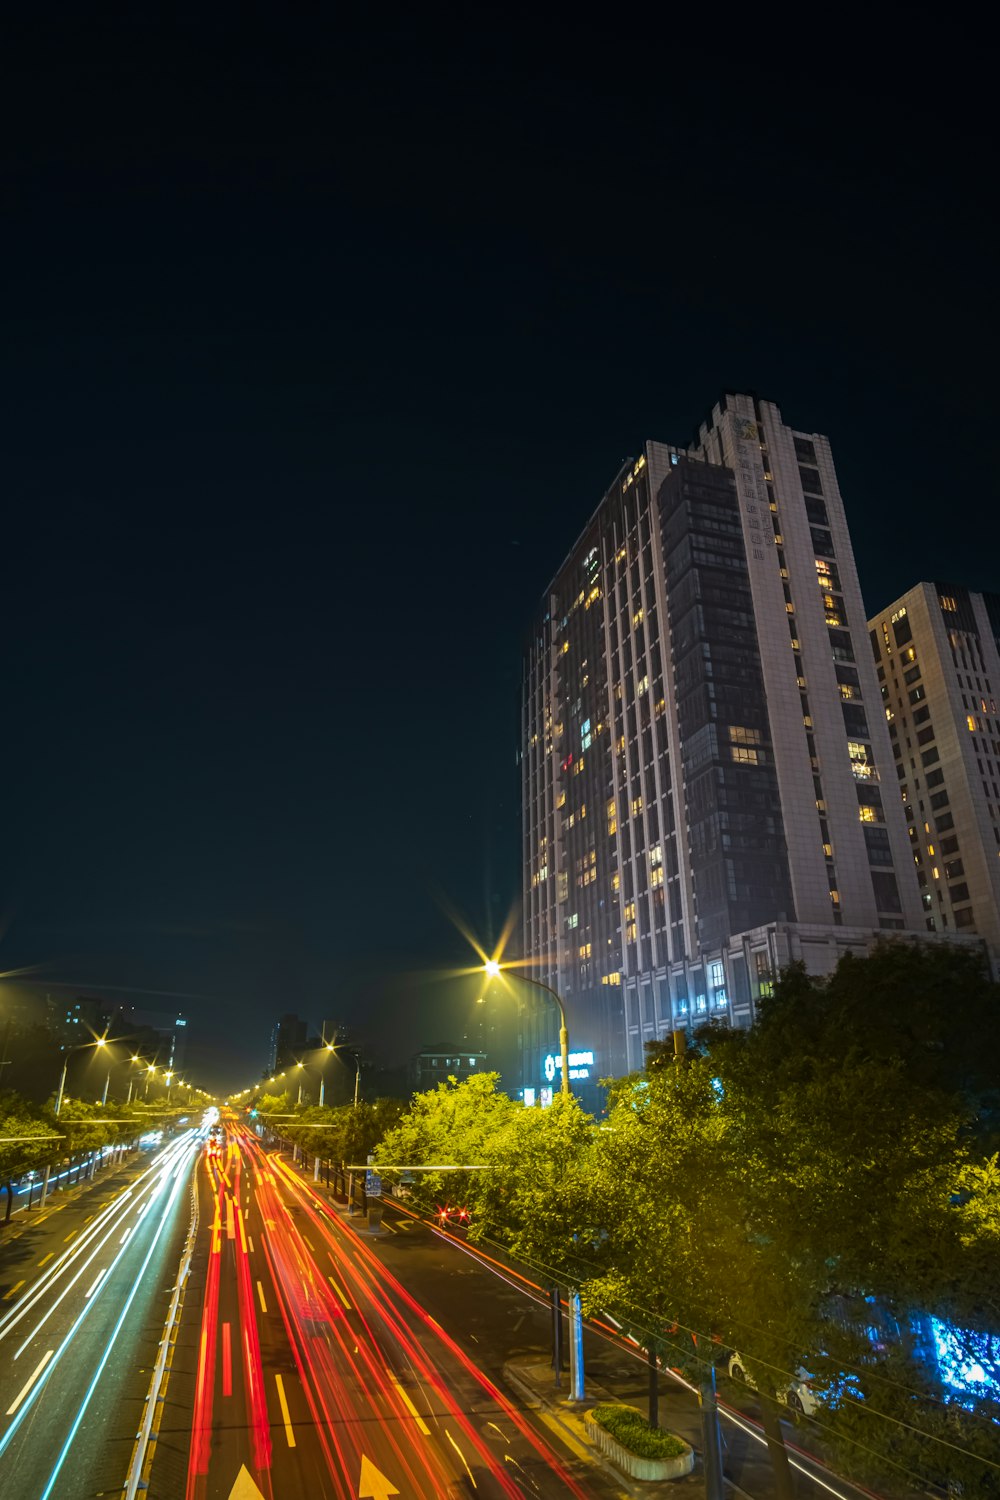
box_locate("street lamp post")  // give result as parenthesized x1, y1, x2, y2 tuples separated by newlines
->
(42, 1036, 108, 1206)
(483, 960, 571, 1098)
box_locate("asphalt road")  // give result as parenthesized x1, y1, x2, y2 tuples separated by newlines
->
(165, 1125, 628, 1500)
(0, 1130, 198, 1499)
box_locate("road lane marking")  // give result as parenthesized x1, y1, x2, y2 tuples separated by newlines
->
(37, 1254, 54, 1268)
(84, 1270, 106, 1299)
(255, 1280, 267, 1314)
(274, 1374, 295, 1447)
(303, 1235, 314, 1251)
(119, 1228, 131, 1245)
(63, 1231, 77, 1243)
(3, 1281, 26, 1302)
(390, 1377, 430, 1435)
(444, 1430, 476, 1489)
(358, 1454, 397, 1497)
(247, 1234, 255, 1253)
(6, 1350, 54, 1414)
(327, 1276, 351, 1310)
(222, 1322, 232, 1396)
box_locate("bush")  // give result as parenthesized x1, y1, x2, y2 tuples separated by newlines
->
(589, 1404, 688, 1460)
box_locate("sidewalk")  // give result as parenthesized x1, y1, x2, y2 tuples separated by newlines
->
(505, 1357, 707, 1496)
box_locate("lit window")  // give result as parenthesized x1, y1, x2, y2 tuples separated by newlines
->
(859, 806, 878, 823)
(601, 972, 621, 985)
(631, 796, 643, 816)
(578, 942, 592, 960)
(730, 726, 762, 745)
(633, 607, 644, 626)
(841, 684, 855, 700)
(567, 913, 579, 929)
(732, 746, 759, 764)
(822, 842, 833, 857)
(556, 790, 566, 809)
(650, 844, 663, 865)
(626, 923, 637, 943)
(611, 870, 620, 892)
(927, 844, 935, 857)
(968, 715, 977, 732)
(650, 867, 664, 887)
(830, 889, 840, 904)
(636, 675, 649, 695)
(940, 595, 957, 611)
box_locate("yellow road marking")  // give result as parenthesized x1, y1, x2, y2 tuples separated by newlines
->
(3, 1280, 26, 1301)
(537, 1408, 594, 1465)
(256, 1280, 268, 1314)
(391, 1377, 430, 1435)
(303, 1235, 315, 1252)
(274, 1374, 296, 1447)
(327, 1275, 351, 1309)
(37, 1253, 54, 1268)
(248, 1234, 255, 1253)
(63, 1231, 77, 1243)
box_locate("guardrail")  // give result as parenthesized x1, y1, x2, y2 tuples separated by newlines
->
(123, 1169, 200, 1498)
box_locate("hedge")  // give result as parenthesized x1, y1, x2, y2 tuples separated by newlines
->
(588, 1404, 688, 1460)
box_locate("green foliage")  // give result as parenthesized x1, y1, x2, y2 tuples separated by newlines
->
(588, 1405, 688, 1460)
(0, 1090, 62, 1182)
(373, 1073, 517, 1210)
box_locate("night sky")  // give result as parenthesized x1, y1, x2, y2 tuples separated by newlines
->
(1, 17, 994, 1092)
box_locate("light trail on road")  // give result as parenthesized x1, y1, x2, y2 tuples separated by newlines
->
(0, 1130, 199, 1500)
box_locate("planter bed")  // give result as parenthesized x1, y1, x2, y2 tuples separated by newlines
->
(584, 1403, 695, 1481)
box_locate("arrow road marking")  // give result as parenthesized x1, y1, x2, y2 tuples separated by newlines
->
(358, 1453, 399, 1498)
(227, 1465, 267, 1500)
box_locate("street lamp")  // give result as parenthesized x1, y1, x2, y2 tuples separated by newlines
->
(483, 959, 572, 1099)
(42, 1035, 108, 1207)
(323, 1041, 360, 1108)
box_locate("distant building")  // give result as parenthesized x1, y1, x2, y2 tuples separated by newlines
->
(48, 995, 110, 1047)
(868, 583, 1000, 962)
(410, 1044, 487, 1095)
(269, 1013, 308, 1073)
(127, 1009, 189, 1070)
(522, 391, 970, 1108)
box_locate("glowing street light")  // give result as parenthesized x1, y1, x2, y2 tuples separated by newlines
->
(483, 959, 572, 1099)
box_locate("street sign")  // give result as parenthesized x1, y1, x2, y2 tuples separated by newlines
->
(365, 1152, 382, 1198)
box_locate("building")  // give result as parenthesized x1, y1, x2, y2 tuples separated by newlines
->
(409, 1045, 487, 1096)
(868, 583, 1000, 960)
(522, 391, 929, 1101)
(268, 1013, 308, 1073)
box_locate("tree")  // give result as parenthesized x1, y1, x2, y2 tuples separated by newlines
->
(0, 1091, 62, 1224)
(373, 1073, 521, 1214)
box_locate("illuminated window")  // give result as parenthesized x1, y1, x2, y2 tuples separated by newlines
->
(848, 741, 875, 779)
(830, 889, 841, 905)
(636, 675, 649, 695)
(573, 757, 585, 776)
(732, 746, 759, 764)
(650, 867, 664, 887)
(633, 607, 644, 626)
(601, 972, 621, 986)
(567, 913, 578, 929)
(823, 842, 833, 857)
(785, 602, 795, 614)
(650, 844, 663, 866)
(625, 923, 637, 943)
(968, 715, 977, 732)
(841, 684, 856, 700)
(631, 796, 643, 816)
(561, 640, 569, 655)
(826, 612, 842, 627)
(940, 595, 957, 612)
(611, 870, 620, 892)
(624, 901, 636, 921)
(927, 844, 935, 857)
(578, 942, 592, 960)
(859, 805, 878, 823)
(581, 718, 592, 751)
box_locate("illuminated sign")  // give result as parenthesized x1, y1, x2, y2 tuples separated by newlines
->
(543, 1049, 596, 1082)
(523, 1087, 536, 1107)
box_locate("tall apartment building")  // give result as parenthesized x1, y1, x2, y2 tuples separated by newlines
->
(869, 584, 1000, 959)
(522, 392, 926, 1100)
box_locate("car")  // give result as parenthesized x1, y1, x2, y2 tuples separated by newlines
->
(727, 1351, 818, 1416)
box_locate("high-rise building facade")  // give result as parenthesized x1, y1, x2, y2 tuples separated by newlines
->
(868, 584, 1000, 960)
(522, 393, 927, 1098)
